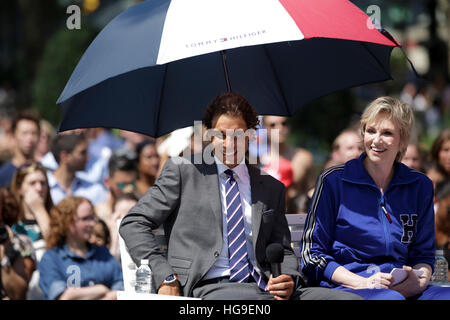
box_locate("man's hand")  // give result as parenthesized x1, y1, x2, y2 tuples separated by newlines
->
(391, 265, 430, 298)
(158, 281, 181, 296)
(267, 274, 294, 300)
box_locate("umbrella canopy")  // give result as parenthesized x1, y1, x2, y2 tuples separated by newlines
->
(57, 0, 400, 138)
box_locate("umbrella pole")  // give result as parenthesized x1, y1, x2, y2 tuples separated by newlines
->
(220, 50, 232, 92)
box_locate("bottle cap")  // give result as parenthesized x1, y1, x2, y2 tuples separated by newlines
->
(435, 250, 444, 256)
(141, 259, 149, 265)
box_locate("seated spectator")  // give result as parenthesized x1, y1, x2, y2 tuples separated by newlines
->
(9, 161, 54, 299)
(262, 116, 314, 195)
(427, 129, 450, 189)
(107, 193, 138, 261)
(89, 218, 111, 249)
(76, 128, 124, 184)
(39, 196, 123, 300)
(10, 162, 53, 261)
(95, 150, 138, 225)
(0, 187, 35, 299)
(47, 133, 107, 205)
(324, 128, 363, 169)
(262, 156, 297, 212)
(0, 111, 40, 187)
(34, 120, 55, 163)
(434, 179, 450, 281)
(136, 140, 160, 197)
(261, 116, 314, 213)
(401, 143, 424, 172)
(0, 116, 14, 163)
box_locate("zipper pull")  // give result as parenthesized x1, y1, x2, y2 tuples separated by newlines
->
(381, 205, 392, 223)
(380, 196, 392, 223)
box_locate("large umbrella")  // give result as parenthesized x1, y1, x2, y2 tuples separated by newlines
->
(57, 0, 400, 138)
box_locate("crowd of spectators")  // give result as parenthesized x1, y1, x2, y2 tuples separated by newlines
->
(0, 88, 448, 299)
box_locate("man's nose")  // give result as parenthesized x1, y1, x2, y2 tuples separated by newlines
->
(223, 135, 236, 147)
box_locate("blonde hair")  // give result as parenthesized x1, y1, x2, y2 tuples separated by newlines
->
(360, 96, 414, 161)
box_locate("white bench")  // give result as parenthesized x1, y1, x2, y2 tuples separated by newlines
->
(285, 213, 307, 259)
(117, 214, 307, 295)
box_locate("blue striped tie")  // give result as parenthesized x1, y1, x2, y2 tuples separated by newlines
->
(224, 169, 266, 290)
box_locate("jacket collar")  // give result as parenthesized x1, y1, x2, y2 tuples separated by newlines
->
(61, 243, 96, 260)
(342, 153, 421, 188)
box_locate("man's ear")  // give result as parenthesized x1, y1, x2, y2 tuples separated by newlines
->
(104, 177, 111, 190)
(59, 150, 70, 164)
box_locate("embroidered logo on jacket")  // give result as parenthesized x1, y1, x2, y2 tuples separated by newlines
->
(400, 214, 418, 243)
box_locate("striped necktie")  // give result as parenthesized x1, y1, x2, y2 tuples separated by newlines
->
(224, 169, 266, 290)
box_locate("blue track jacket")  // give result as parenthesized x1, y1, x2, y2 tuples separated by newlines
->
(301, 153, 435, 287)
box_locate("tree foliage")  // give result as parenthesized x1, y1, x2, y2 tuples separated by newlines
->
(32, 26, 96, 125)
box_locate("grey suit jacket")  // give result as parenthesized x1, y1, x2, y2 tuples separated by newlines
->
(119, 155, 303, 297)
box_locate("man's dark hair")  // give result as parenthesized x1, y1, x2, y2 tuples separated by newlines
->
(11, 110, 41, 133)
(108, 149, 138, 177)
(203, 92, 259, 130)
(51, 133, 86, 164)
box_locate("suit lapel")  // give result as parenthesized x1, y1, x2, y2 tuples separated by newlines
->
(201, 162, 223, 232)
(248, 164, 265, 251)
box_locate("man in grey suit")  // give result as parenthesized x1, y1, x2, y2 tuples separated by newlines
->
(119, 92, 361, 300)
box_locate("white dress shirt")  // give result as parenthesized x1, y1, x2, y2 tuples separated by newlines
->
(203, 156, 262, 280)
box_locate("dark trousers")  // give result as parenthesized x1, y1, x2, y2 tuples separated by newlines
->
(192, 278, 363, 300)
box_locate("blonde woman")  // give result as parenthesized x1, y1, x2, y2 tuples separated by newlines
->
(38, 196, 123, 300)
(301, 96, 450, 300)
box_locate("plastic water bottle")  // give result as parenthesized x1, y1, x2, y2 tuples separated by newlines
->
(135, 259, 152, 293)
(432, 250, 448, 283)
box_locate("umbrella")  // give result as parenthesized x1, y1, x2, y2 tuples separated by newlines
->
(57, 0, 401, 138)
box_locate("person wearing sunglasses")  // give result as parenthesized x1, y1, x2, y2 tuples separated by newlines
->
(38, 196, 123, 300)
(262, 116, 314, 213)
(95, 151, 138, 228)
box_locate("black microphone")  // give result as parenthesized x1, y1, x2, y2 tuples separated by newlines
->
(266, 243, 284, 278)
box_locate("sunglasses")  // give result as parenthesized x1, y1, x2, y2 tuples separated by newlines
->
(268, 121, 288, 128)
(117, 182, 136, 190)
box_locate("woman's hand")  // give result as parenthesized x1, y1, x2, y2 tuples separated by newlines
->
(363, 272, 394, 289)
(331, 266, 393, 290)
(23, 189, 45, 210)
(22, 189, 50, 239)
